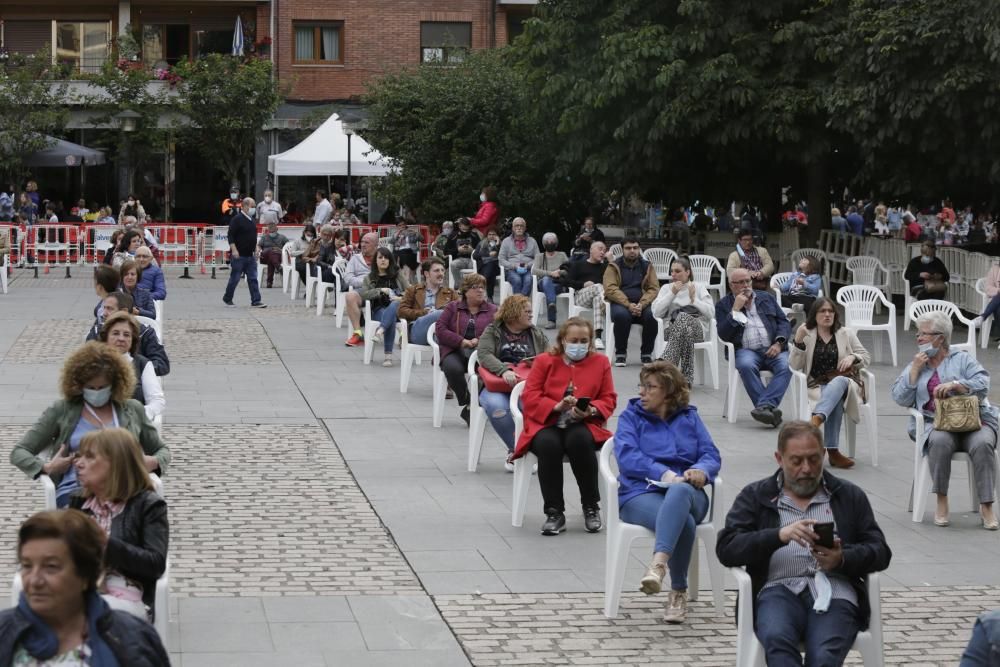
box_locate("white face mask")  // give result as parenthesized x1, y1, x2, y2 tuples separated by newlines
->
(480, 193, 487, 202)
(82, 386, 112, 407)
(921, 255, 932, 264)
(127, 200, 135, 206)
(918, 341, 939, 357)
(564, 343, 589, 361)
(264, 196, 273, 203)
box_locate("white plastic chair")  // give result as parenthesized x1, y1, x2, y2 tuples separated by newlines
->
(732, 568, 884, 667)
(304, 263, 321, 309)
(427, 333, 449, 427)
(604, 300, 657, 363)
(906, 299, 977, 360)
(557, 286, 593, 323)
(902, 278, 916, 331)
(599, 440, 725, 618)
(498, 265, 513, 305)
(789, 248, 831, 297)
(508, 381, 537, 527)
(0, 253, 8, 294)
(642, 247, 678, 281)
(314, 258, 347, 319)
(447, 257, 478, 289)
(847, 256, 891, 297)
(974, 277, 994, 349)
(688, 255, 725, 301)
(652, 315, 720, 390)
(398, 319, 442, 407)
(769, 272, 796, 316)
(280, 241, 296, 294)
(362, 300, 402, 365)
(529, 274, 548, 325)
(791, 369, 878, 466)
(908, 407, 1000, 522)
(835, 286, 898, 366)
(153, 300, 163, 324)
(136, 316, 162, 345)
(607, 243, 623, 262)
(467, 351, 488, 471)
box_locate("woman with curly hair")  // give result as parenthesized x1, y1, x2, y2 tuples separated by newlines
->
(10, 342, 169, 508)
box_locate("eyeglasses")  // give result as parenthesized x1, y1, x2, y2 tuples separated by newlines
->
(637, 383, 661, 392)
(731, 278, 752, 285)
(916, 331, 942, 338)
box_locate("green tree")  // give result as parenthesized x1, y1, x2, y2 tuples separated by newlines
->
(0, 49, 69, 189)
(363, 49, 594, 229)
(172, 54, 282, 187)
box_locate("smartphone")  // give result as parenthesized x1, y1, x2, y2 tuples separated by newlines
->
(813, 522, 835, 548)
(575, 397, 592, 412)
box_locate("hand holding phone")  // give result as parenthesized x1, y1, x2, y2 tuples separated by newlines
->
(813, 522, 835, 549)
(574, 397, 591, 412)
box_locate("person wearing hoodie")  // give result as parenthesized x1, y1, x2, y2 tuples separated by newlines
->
(613, 361, 721, 625)
(499, 217, 539, 297)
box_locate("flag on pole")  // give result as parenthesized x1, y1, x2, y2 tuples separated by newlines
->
(232, 16, 244, 56)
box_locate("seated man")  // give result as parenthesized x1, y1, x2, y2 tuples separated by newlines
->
(134, 246, 166, 301)
(343, 232, 378, 347)
(398, 257, 458, 345)
(257, 220, 289, 288)
(717, 268, 792, 427)
(726, 230, 775, 291)
(717, 421, 891, 667)
(603, 236, 659, 366)
(87, 291, 170, 376)
(562, 241, 608, 348)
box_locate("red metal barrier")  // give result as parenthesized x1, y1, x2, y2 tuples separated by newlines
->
(27, 225, 81, 272)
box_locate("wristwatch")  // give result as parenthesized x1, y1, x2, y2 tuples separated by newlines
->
(775, 337, 787, 345)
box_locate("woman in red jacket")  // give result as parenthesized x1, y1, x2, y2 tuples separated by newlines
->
(469, 185, 499, 234)
(514, 317, 618, 536)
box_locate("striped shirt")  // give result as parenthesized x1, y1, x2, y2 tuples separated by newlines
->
(740, 297, 771, 351)
(763, 474, 858, 607)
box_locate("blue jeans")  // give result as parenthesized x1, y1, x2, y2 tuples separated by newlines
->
(480, 388, 520, 452)
(619, 485, 709, 591)
(410, 309, 444, 346)
(223, 256, 262, 305)
(734, 348, 791, 409)
(540, 277, 563, 317)
(755, 585, 861, 667)
(961, 609, 1000, 667)
(506, 269, 531, 296)
(373, 300, 401, 354)
(813, 375, 850, 450)
(982, 294, 1000, 338)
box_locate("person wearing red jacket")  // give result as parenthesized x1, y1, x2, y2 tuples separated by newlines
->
(514, 317, 618, 536)
(469, 185, 499, 233)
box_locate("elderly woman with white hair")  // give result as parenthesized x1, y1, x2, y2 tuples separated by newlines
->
(532, 232, 568, 329)
(891, 309, 998, 529)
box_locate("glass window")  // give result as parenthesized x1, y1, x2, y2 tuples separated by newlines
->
(143, 25, 164, 62)
(55, 21, 110, 73)
(420, 22, 470, 64)
(143, 24, 191, 65)
(293, 23, 343, 64)
(195, 29, 235, 58)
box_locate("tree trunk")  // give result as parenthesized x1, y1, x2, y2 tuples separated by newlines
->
(805, 159, 830, 248)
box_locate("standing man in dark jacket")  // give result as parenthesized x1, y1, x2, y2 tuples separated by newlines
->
(603, 236, 660, 366)
(716, 421, 891, 667)
(223, 197, 266, 308)
(716, 267, 791, 426)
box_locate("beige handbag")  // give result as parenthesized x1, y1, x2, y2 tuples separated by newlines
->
(933, 395, 982, 432)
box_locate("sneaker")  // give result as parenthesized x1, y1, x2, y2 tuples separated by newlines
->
(345, 332, 363, 347)
(640, 355, 653, 364)
(540, 511, 566, 536)
(663, 590, 688, 624)
(460, 405, 471, 426)
(251, 302, 267, 308)
(545, 320, 557, 330)
(615, 354, 626, 367)
(223, 299, 236, 307)
(382, 356, 393, 367)
(594, 337, 605, 350)
(639, 563, 666, 595)
(583, 505, 602, 533)
(372, 327, 384, 344)
(504, 460, 515, 473)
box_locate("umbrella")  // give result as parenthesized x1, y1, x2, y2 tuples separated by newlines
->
(23, 136, 105, 168)
(232, 16, 244, 56)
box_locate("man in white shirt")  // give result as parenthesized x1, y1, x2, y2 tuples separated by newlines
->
(313, 189, 333, 227)
(257, 189, 284, 225)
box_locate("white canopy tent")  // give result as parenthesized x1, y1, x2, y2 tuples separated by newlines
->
(266, 113, 392, 202)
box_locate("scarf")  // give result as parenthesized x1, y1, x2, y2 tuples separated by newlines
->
(17, 589, 120, 666)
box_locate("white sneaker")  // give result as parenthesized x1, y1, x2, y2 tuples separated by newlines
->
(504, 460, 515, 473)
(595, 338, 605, 350)
(972, 316, 983, 328)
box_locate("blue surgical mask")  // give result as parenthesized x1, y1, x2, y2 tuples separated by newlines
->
(565, 343, 589, 361)
(918, 342, 939, 357)
(82, 386, 112, 407)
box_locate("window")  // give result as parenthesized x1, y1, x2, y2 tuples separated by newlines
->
(195, 29, 235, 58)
(142, 24, 191, 66)
(420, 22, 471, 64)
(54, 21, 111, 73)
(293, 23, 343, 64)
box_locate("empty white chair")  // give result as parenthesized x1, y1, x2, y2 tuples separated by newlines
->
(791, 368, 878, 465)
(835, 286, 898, 366)
(652, 316, 720, 390)
(847, 256, 891, 296)
(600, 441, 725, 618)
(688, 254, 725, 301)
(136, 316, 162, 345)
(280, 241, 296, 294)
(497, 265, 513, 305)
(642, 247, 678, 281)
(974, 277, 995, 349)
(906, 299, 976, 359)
(732, 568, 884, 667)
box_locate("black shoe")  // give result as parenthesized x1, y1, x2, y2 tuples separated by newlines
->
(640, 355, 653, 364)
(251, 302, 267, 308)
(770, 408, 783, 427)
(460, 405, 471, 427)
(223, 299, 236, 307)
(750, 406, 773, 425)
(615, 354, 627, 367)
(541, 511, 566, 536)
(583, 505, 602, 533)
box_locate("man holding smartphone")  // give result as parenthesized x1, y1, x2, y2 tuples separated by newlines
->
(716, 421, 891, 666)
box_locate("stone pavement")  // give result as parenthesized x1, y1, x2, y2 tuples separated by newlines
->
(0, 269, 998, 665)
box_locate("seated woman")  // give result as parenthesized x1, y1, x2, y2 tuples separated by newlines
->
(392, 217, 423, 284)
(333, 228, 355, 261)
(99, 311, 165, 422)
(436, 273, 497, 425)
(789, 297, 871, 469)
(2, 510, 168, 663)
(398, 257, 459, 345)
(103, 229, 123, 265)
(532, 232, 568, 329)
(971, 258, 1000, 342)
(651, 257, 714, 385)
(514, 316, 617, 535)
(292, 225, 318, 289)
(779, 255, 822, 314)
(891, 310, 998, 529)
(359, 247, 410, 367)
(473, 229, 502, 302)
(70, 428, 169, 620)
(477, 295, 549, 469)
(10, 342, 170, 508)
(112, 229, 143, 268)
(614, 361, 721, 624)
(903, 241, 950, 300)
(119, 259, 156, 319)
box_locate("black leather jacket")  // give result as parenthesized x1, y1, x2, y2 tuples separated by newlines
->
(71, 490, 169, 612)
(0, 602, 169, 666)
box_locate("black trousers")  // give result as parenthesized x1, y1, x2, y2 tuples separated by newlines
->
(481, 261, 501, 302)
(529, 422, 600, 513)
(440, 349, 471, 406)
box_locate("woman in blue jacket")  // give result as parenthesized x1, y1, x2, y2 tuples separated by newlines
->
(614, 360, 721, 625)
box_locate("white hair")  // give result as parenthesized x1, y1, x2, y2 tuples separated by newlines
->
(916, 311, 953, 346)
(542, 232, 558, 244)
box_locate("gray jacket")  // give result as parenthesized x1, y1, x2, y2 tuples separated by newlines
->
(498, 235, 539, 271)
(477, 322, 549, 376)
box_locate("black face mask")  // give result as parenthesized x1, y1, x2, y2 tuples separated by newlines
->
(544, 243, 558, 251)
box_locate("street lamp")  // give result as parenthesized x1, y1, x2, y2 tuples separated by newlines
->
(114, 110, 141, 200)
(341, 113, 367, 208)
(115, 110, 141, 133)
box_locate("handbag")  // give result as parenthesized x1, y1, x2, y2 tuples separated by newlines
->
(478, 361, 532, 393)
(933, 395, 982, 432)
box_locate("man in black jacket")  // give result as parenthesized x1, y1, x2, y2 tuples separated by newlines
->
(87, 291, 170, 376)
(223, 197, 266, 308)
(716, 421, 891, 666)
(561, 240, 608, 346)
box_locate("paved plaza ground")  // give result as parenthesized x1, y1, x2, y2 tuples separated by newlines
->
(0, 269, 998, 665)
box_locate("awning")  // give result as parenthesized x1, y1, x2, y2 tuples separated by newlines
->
(23, 136, 106, 168)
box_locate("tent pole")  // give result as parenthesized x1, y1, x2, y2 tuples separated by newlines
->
(326, 175, 331, 200)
